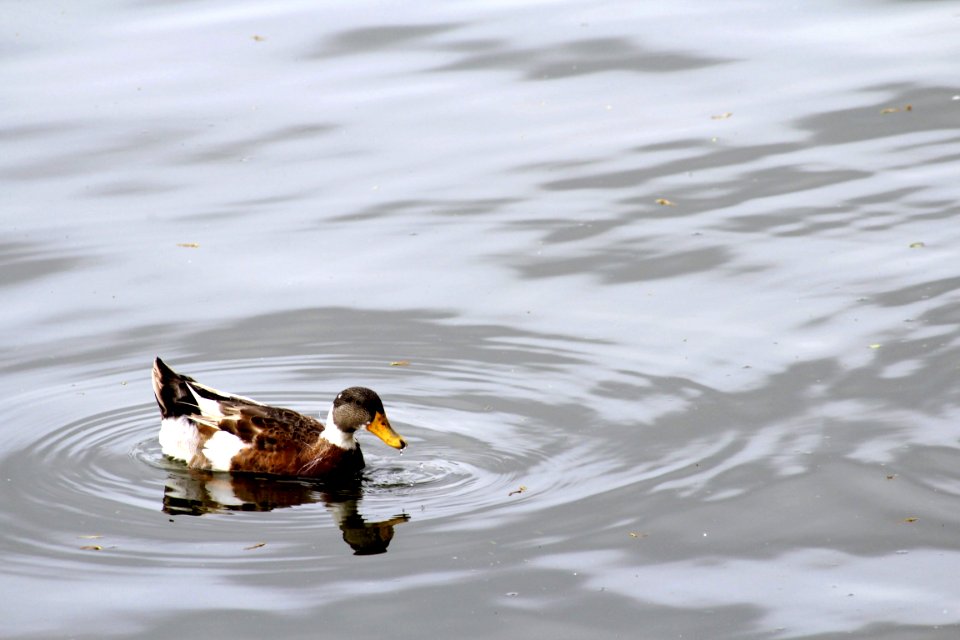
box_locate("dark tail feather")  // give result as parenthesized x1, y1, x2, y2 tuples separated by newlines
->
(152, 357, 200, 418)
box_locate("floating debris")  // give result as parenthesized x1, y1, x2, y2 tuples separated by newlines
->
(909, 242, 925, 249)
(508, 485, 527, 497)
(252, 35, 266, 42)
(868, 344, 882, 350)
(389, 360, 410, 367)
(628, 531, 648, 539)
(80, 545, 103, 551)
(176, 242, 200, 249)
(903, 517, 918, 524)
(711, 112, 733, 120)
(655, 198, 676, 207)
(244, 542, 267, 550)
(78, 534, 103, 540)
(880, 104, 912, 115)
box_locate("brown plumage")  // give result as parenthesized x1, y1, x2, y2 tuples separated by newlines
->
(152, 357, 406, 479)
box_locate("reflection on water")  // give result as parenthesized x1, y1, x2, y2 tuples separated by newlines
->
(162, 470, 409, 555)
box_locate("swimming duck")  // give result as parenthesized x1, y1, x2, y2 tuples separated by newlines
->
(152, 357, 406, 479)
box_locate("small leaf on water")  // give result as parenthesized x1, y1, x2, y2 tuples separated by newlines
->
(508, 485, 527, 496)
(655, 198, 676, 207)
(244, 542, 267, 550)
(903, 517, 918, 523)
(78, 535, 103, 539)
(711, 112, 733, 120)
(252, 35, 266, 42)
(909, 242, 925, 249)
(176, 242, 200, 248)
(389, 360, 410, 367)
(868, 344, 881, 350)
(881, 104, 912, 115)
(80, 545, 103, 551)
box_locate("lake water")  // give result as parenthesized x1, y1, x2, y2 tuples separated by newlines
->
(3, 1, 960, 638)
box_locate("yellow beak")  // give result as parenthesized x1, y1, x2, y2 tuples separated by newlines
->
(366, 412, 406, 450)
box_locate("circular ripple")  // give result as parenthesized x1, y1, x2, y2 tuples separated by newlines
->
(0, 354, 585, 566)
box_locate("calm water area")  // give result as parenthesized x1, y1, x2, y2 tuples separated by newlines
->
(2, 1, 960, 638)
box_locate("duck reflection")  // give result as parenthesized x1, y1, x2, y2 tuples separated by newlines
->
(162, 469, 409, 555)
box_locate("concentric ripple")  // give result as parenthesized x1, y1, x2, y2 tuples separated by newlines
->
(0, 356, 720, 575)
(0, 351, 699, 569)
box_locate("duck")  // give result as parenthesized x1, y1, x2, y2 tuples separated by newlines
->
(151, 357, 406, 479)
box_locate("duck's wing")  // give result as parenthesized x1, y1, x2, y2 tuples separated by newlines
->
(217, 403, 345, 476)
(153, 357, 324, 445)
(214, 403, 326, 451)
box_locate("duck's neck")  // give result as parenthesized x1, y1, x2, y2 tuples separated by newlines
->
(320, 406, 357, 450)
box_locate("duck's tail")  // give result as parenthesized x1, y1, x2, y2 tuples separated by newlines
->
(152, 357, 203, 419)
(153, 357, 253, 421)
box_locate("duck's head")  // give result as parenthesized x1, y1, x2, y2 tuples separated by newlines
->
(332, 387, 406, 450)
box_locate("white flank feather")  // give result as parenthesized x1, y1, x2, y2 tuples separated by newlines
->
(158, 416, 200, 462)
(203, 430, 249, 471)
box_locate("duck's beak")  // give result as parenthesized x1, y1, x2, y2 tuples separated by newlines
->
(366, 412, 406, 450)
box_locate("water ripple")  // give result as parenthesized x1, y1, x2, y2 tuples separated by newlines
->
(1, 351, 682, 568)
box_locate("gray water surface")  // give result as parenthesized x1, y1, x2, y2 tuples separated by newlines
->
(3, 1, 960, 638)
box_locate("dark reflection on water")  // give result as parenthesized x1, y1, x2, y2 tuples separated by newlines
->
(513, 243, 731, 283)
(176, 123, 339, 166)
(796, 84, 960, 145)
(329, 197, 521, 223)
(0, 240, 97, 289)
(311, 20, 732, 81)
(4, 125, 197, 182)
(310, 23, 464, 58)
(163, 470, 409, 555)
(430, 36, 732, 77)
(833, 301, 960, 416)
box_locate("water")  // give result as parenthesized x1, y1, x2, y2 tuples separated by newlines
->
(3, 1, 960, 638)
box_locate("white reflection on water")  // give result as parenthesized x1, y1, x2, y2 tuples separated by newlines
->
(531, 547, 960, 636)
